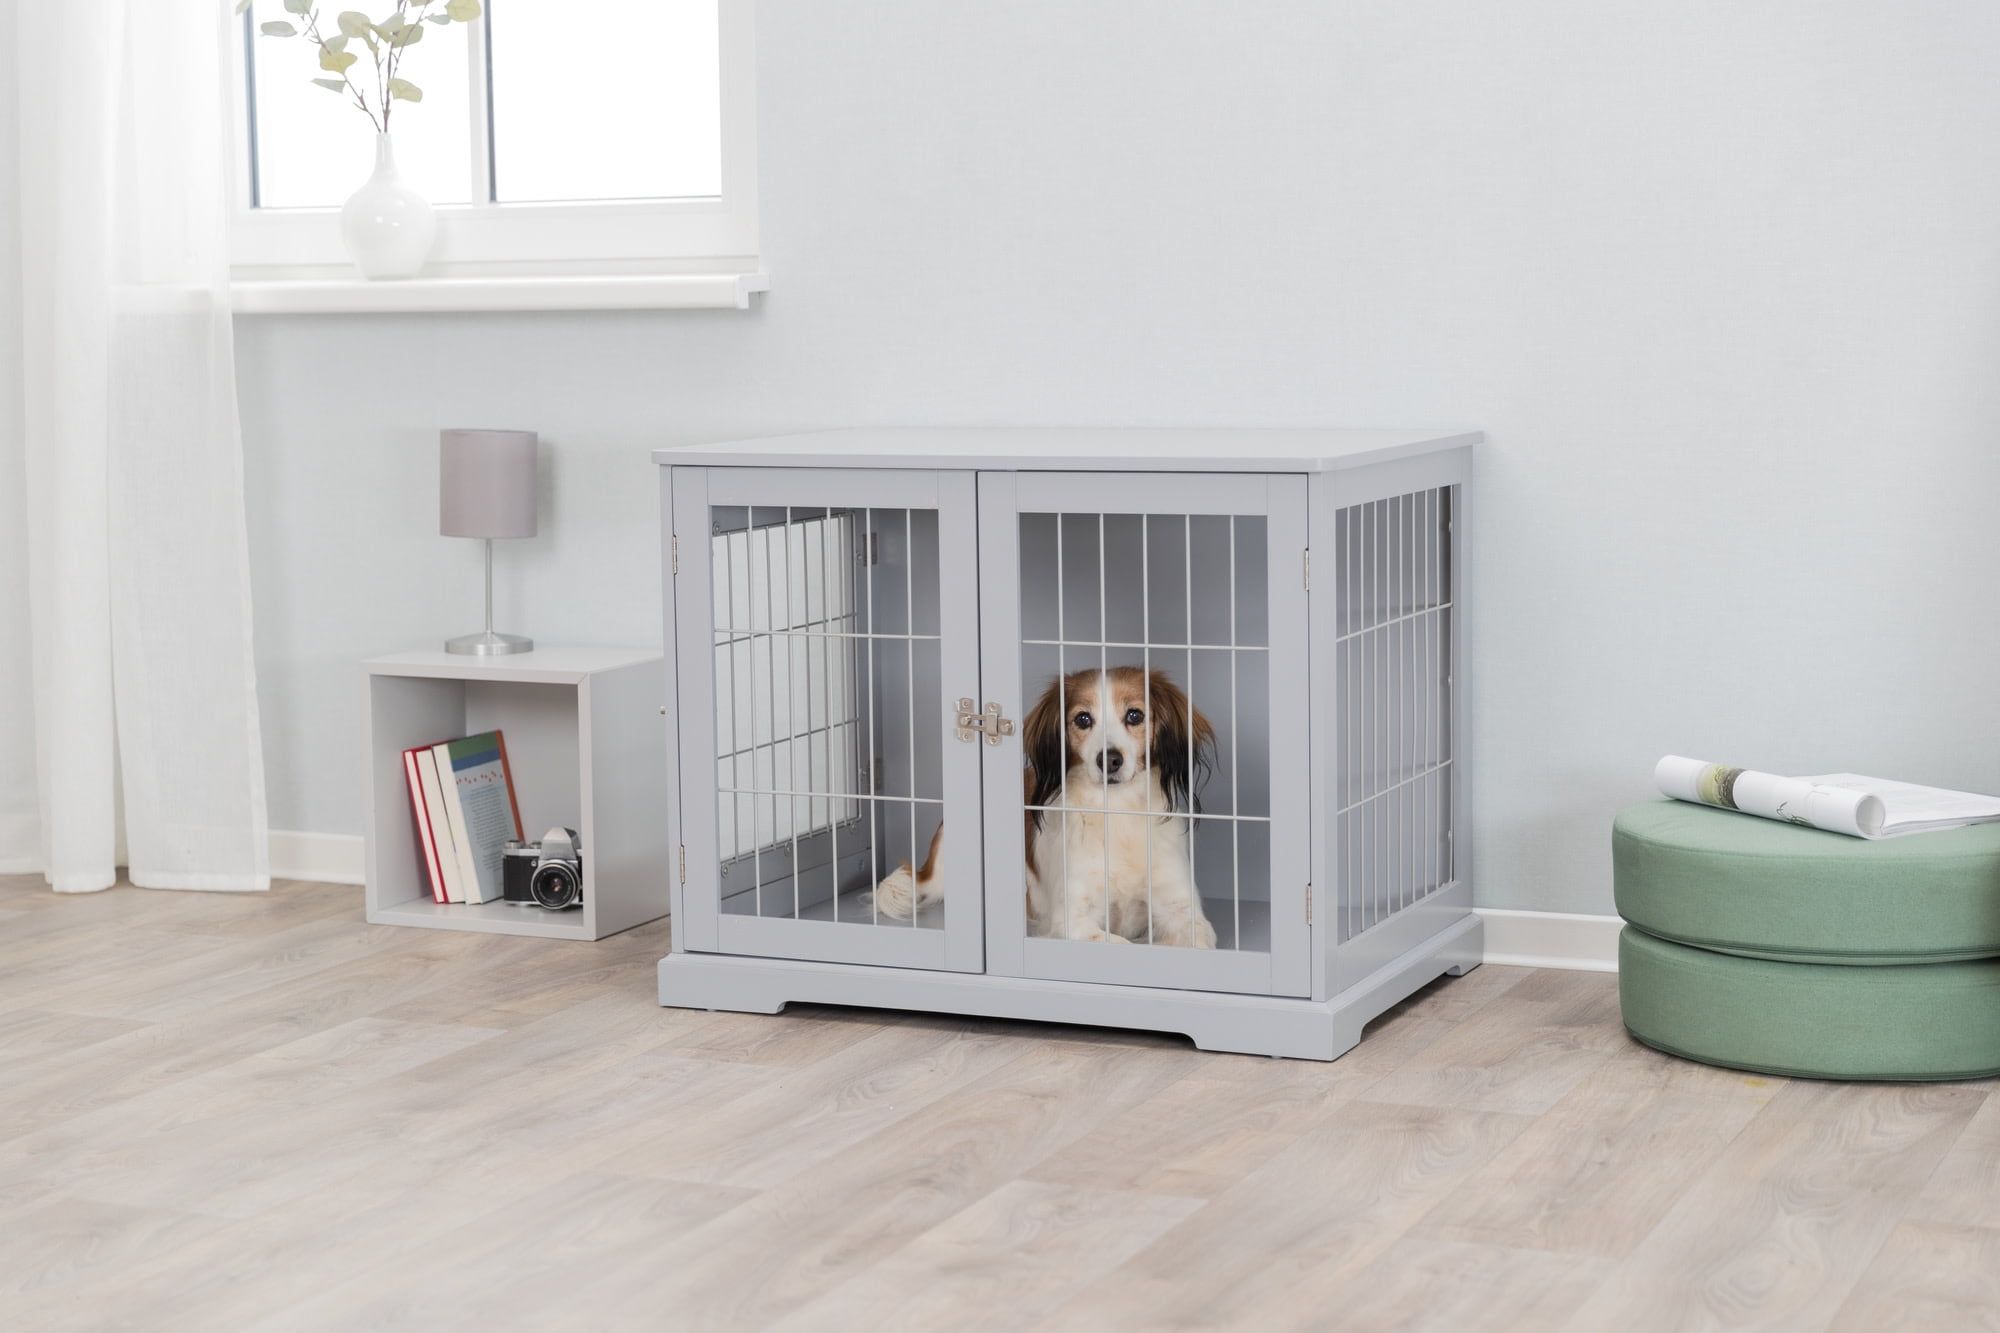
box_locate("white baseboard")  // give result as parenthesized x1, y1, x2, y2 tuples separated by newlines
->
(270, 830, 365, 885)
(263, 831, 1623, 971)
(1475, 908, 1621, 972)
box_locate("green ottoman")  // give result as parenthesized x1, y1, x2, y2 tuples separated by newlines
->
(1620, 928, 2000, 1081)
(1613, 801, 2000, 1081)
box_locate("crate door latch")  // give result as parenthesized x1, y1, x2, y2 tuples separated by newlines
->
(955, 698, 1015, 746)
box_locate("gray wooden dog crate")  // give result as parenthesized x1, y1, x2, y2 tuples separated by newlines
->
(653, 429, 1480, 1059)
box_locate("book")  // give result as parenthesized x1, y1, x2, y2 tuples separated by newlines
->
(415, 746, 466, 902)
(1655, 756, 2000, 839)
(403, 745, 449, 903)
(432, 731, 524, 904)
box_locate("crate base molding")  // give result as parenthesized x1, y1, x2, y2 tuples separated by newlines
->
(662, 913, 1484, 1062)
(655, 428, 1482, 1062)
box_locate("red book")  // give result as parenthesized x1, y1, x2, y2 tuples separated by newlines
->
(403, 744, 449, 903)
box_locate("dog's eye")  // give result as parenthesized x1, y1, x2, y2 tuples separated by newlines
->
(1073, 712, 1093, 731)
(1124, 708, 1144, 727)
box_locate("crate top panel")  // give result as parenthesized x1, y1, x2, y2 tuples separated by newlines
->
(651, 428, 1480, 474)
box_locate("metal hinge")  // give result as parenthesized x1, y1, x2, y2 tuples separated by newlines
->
(671, 535, 679, 575)
(1303, 549, 1310, 591)
(1306, 886, 1313, 925)
(678, 845, 686, 884)
(955, 698, 1016, 746)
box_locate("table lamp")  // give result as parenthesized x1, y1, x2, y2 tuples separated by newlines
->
(441, 428, 538, 656)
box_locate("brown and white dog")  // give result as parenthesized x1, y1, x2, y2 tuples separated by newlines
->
(872, 667, 1219, 948)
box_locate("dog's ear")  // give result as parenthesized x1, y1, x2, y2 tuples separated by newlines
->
(1021, 676, 1070, 818)
(1150, 672, 1216, 812)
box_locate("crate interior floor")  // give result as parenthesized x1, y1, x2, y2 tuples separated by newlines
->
(0, 874, 1993, 1332)
(727, 885, 1272, 952)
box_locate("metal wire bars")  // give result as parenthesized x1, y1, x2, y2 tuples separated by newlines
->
(711, 506, 944, 928)
(1334, 486, 1455, 942)
(1018, 511, 1271, 951)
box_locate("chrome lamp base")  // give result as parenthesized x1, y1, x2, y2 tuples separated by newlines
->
(446, 630, 534, 657)
(446, 538, 532, 656)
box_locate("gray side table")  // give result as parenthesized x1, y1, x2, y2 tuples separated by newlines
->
(362, 646, 669, 941)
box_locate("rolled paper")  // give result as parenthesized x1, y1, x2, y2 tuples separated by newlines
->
(1654, 755, 1885, 839)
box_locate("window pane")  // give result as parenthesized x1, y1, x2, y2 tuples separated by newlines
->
(246, 3, 473, 208)
(488, 0, 721, 203)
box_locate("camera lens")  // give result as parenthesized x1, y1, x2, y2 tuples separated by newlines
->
(530, 861, 580, 910)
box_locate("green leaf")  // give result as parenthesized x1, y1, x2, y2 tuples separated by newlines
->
(445, 0, 481, 20)
(311, 77, 348, 93)
(323, 34, 347, 53)
(425, 13, 450, 23)
(258, 20, 297, 36)
(319, 46, 358, 72)
(284, 0, 313, 12)
(235, 0, 253, 15)
(336, 10, 371, 37)
(389, 77, 423, 102)
(389, 20, 423, 47)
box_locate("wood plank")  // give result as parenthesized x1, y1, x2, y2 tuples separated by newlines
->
(0, 1020, 511, 1218)
(0, 931, 526, 1143)
(1358, 968, 1627, 1115)
(1301, 1238, 1616, 1333)
(1560, 1082, 1985, 1331)
(1047, 1099, 1534, 1329)
(0, 1196, 237, 1299)
(246, 1171, 756, 1333)
(653, 1000, 901, 1067)
(1024, 990, 1467, 1201)
(8, 1166, 585, 1332)
(1414, 1040, 1782, 1257)
(598, 1039, 1200, 1327)
(777, 1180, 1205, 1332)
(614, 1020, 1031, 1189)
(1829, 1218, 2000, 1332)
(1902, 1087, 2000, 1231)
(0, 1009, 155, 1078)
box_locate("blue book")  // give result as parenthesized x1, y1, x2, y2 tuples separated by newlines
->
(432, 731, 525, 904)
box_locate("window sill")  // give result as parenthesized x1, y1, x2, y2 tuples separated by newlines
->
(230, 269, 768, 315)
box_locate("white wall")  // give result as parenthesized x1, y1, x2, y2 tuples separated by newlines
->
(236, 1, 2000, 914)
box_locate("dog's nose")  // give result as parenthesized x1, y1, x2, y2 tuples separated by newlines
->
(1097, 750, 1123, 775)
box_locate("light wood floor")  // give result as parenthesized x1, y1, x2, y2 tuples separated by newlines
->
(1, 878, 1995, 1332)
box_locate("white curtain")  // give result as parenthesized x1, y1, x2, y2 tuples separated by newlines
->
(1, 4, 269, 892)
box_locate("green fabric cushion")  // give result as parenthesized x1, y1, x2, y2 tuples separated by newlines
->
(1614, 800, 2000, 965)
(1620, 927, 2000, 1081)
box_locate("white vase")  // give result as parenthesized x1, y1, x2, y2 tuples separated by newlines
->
(340, 134, 435, 280)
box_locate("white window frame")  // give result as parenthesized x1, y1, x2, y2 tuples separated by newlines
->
(227, 0, 760, 302)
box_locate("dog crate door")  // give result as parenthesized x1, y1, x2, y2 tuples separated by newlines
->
(672, 467, 983, 973)
(976, 472, 1311, 997)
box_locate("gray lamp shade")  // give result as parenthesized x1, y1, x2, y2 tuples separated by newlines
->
(440, 429, 539, 539)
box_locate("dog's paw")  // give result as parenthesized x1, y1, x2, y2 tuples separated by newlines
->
(1191, 918, 1218, 950)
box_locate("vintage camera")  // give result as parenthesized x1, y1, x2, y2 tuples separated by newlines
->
(502, 827, 584, 910)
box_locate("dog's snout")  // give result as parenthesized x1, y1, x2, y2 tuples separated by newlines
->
(1096, 749, 1124, 775)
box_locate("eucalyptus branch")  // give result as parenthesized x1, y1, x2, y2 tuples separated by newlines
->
(381, 0, 407, 130)
(244, 0, 481, 137)
(301, 7, 380, 132)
